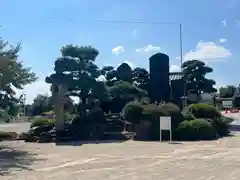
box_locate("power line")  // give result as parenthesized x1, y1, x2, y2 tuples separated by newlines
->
(63, 19, 179, 25)
(30, 16, 181, 25)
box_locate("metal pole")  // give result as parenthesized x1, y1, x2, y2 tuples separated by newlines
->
(179, 24, 187, 107)
(180, 24, 183, 69)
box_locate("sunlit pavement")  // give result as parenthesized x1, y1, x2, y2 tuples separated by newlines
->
(1, 135, 240, 180)
(0, 122, 30, 134)
(1, 115, 240, 179)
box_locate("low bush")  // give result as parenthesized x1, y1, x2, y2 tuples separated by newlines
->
(123, 101, 143, 124)
(187, 103, 221, 119)
(187, 103, 232, 137)
(140, 103, 184, 140)
(86, 108, 106, 124)
(175, 119, 217, 141)
(0, 131, 18, 140)
(184, 112, 195, 121)
(214, 116, 233, 136)
(30, 117, 56, 128)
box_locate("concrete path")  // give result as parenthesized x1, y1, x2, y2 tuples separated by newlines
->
(0, 122, 30, 134)
(222, 111, 240, 125)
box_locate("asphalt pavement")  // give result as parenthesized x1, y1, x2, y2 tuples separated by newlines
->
(0, 112, 240, 134)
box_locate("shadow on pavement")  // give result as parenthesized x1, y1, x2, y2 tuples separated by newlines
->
(0, 145, 44, 175)
(55, 140, 126, 146)
(230, 124, 240, 132)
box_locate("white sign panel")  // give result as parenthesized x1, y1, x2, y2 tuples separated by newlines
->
(222, 100, 233, 108)
(160, 116, 171, 130)
(159, 116, 172, 142)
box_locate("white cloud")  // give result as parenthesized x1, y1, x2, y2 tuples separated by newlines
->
(183, 41, 232, 61)
(222, 20, 227, 27)
(15, 80, 51, 105)
(112, 46, 124, 55)
(136, 44, 161, 53)
(219, 38, 227, 43)
(170, 65, 181, 72)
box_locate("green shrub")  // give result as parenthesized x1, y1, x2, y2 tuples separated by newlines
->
(176, 119, 217, 141)
(86, 108, 106, 124)
(0, 131, 17, 140)
(123, 101, 143, 124)
(141, 103, 183, 140)
(184, 112, 195, 121)
(187, 104, 231, 137)
(161, 103, 184, 129)
(187, 103, 221, 119)
(214, 116, 233, 136)
(30, 118, 56, 128)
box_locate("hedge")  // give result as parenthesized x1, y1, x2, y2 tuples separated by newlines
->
(30, 118, 56, 128)
(0, 131, 18, 140)
(187, 103, 221, 119)
(140, 103, 184, 140)
(123, 101, 143, 124)
(175, 119, 217, 141)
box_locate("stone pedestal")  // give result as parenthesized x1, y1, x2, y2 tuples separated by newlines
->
(51, 84, 68, 132)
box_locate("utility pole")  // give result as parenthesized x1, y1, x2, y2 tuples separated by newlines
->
(179, 23, 183, 69)
(20, 93, 26, 116)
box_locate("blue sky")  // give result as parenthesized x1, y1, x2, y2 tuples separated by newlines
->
(0, 0, 240, 104)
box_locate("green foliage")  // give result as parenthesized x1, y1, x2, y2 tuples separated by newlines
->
(233, 96, 240, 108)
(30, 118, 56, 128)
(132, 67, 149, 91)
(46, 45, 108, 116)
(123, 101, 143, 124)
(0, 38, 37, 108)
(219, 85, 236, 98)
(187, 103, 221, 119)
(184, 112, 195, 121)
(182, 60, 217, 95)
(109, 81, 147, 100)
(7, 103, 19, 117)
(176, 119, 217, 140)
(0, 131, 17, 140)
(185, 104, 231, 137)
(140, 103, 183, 140)
(30, 94, 53, 116)
(0, 108, 9, 122)
(214, 116, 232, 136)
(86, 108, 106, 124)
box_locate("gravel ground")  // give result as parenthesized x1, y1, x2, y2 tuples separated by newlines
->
(1, 114, 240, 179)
(1, 134, 240, 180)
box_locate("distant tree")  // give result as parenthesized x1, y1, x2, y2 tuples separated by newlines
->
(182, 60, 217, 96)
(219, 85, 236, 98)
(31, 94, 52, 116)
(0, 38, 37, 116)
